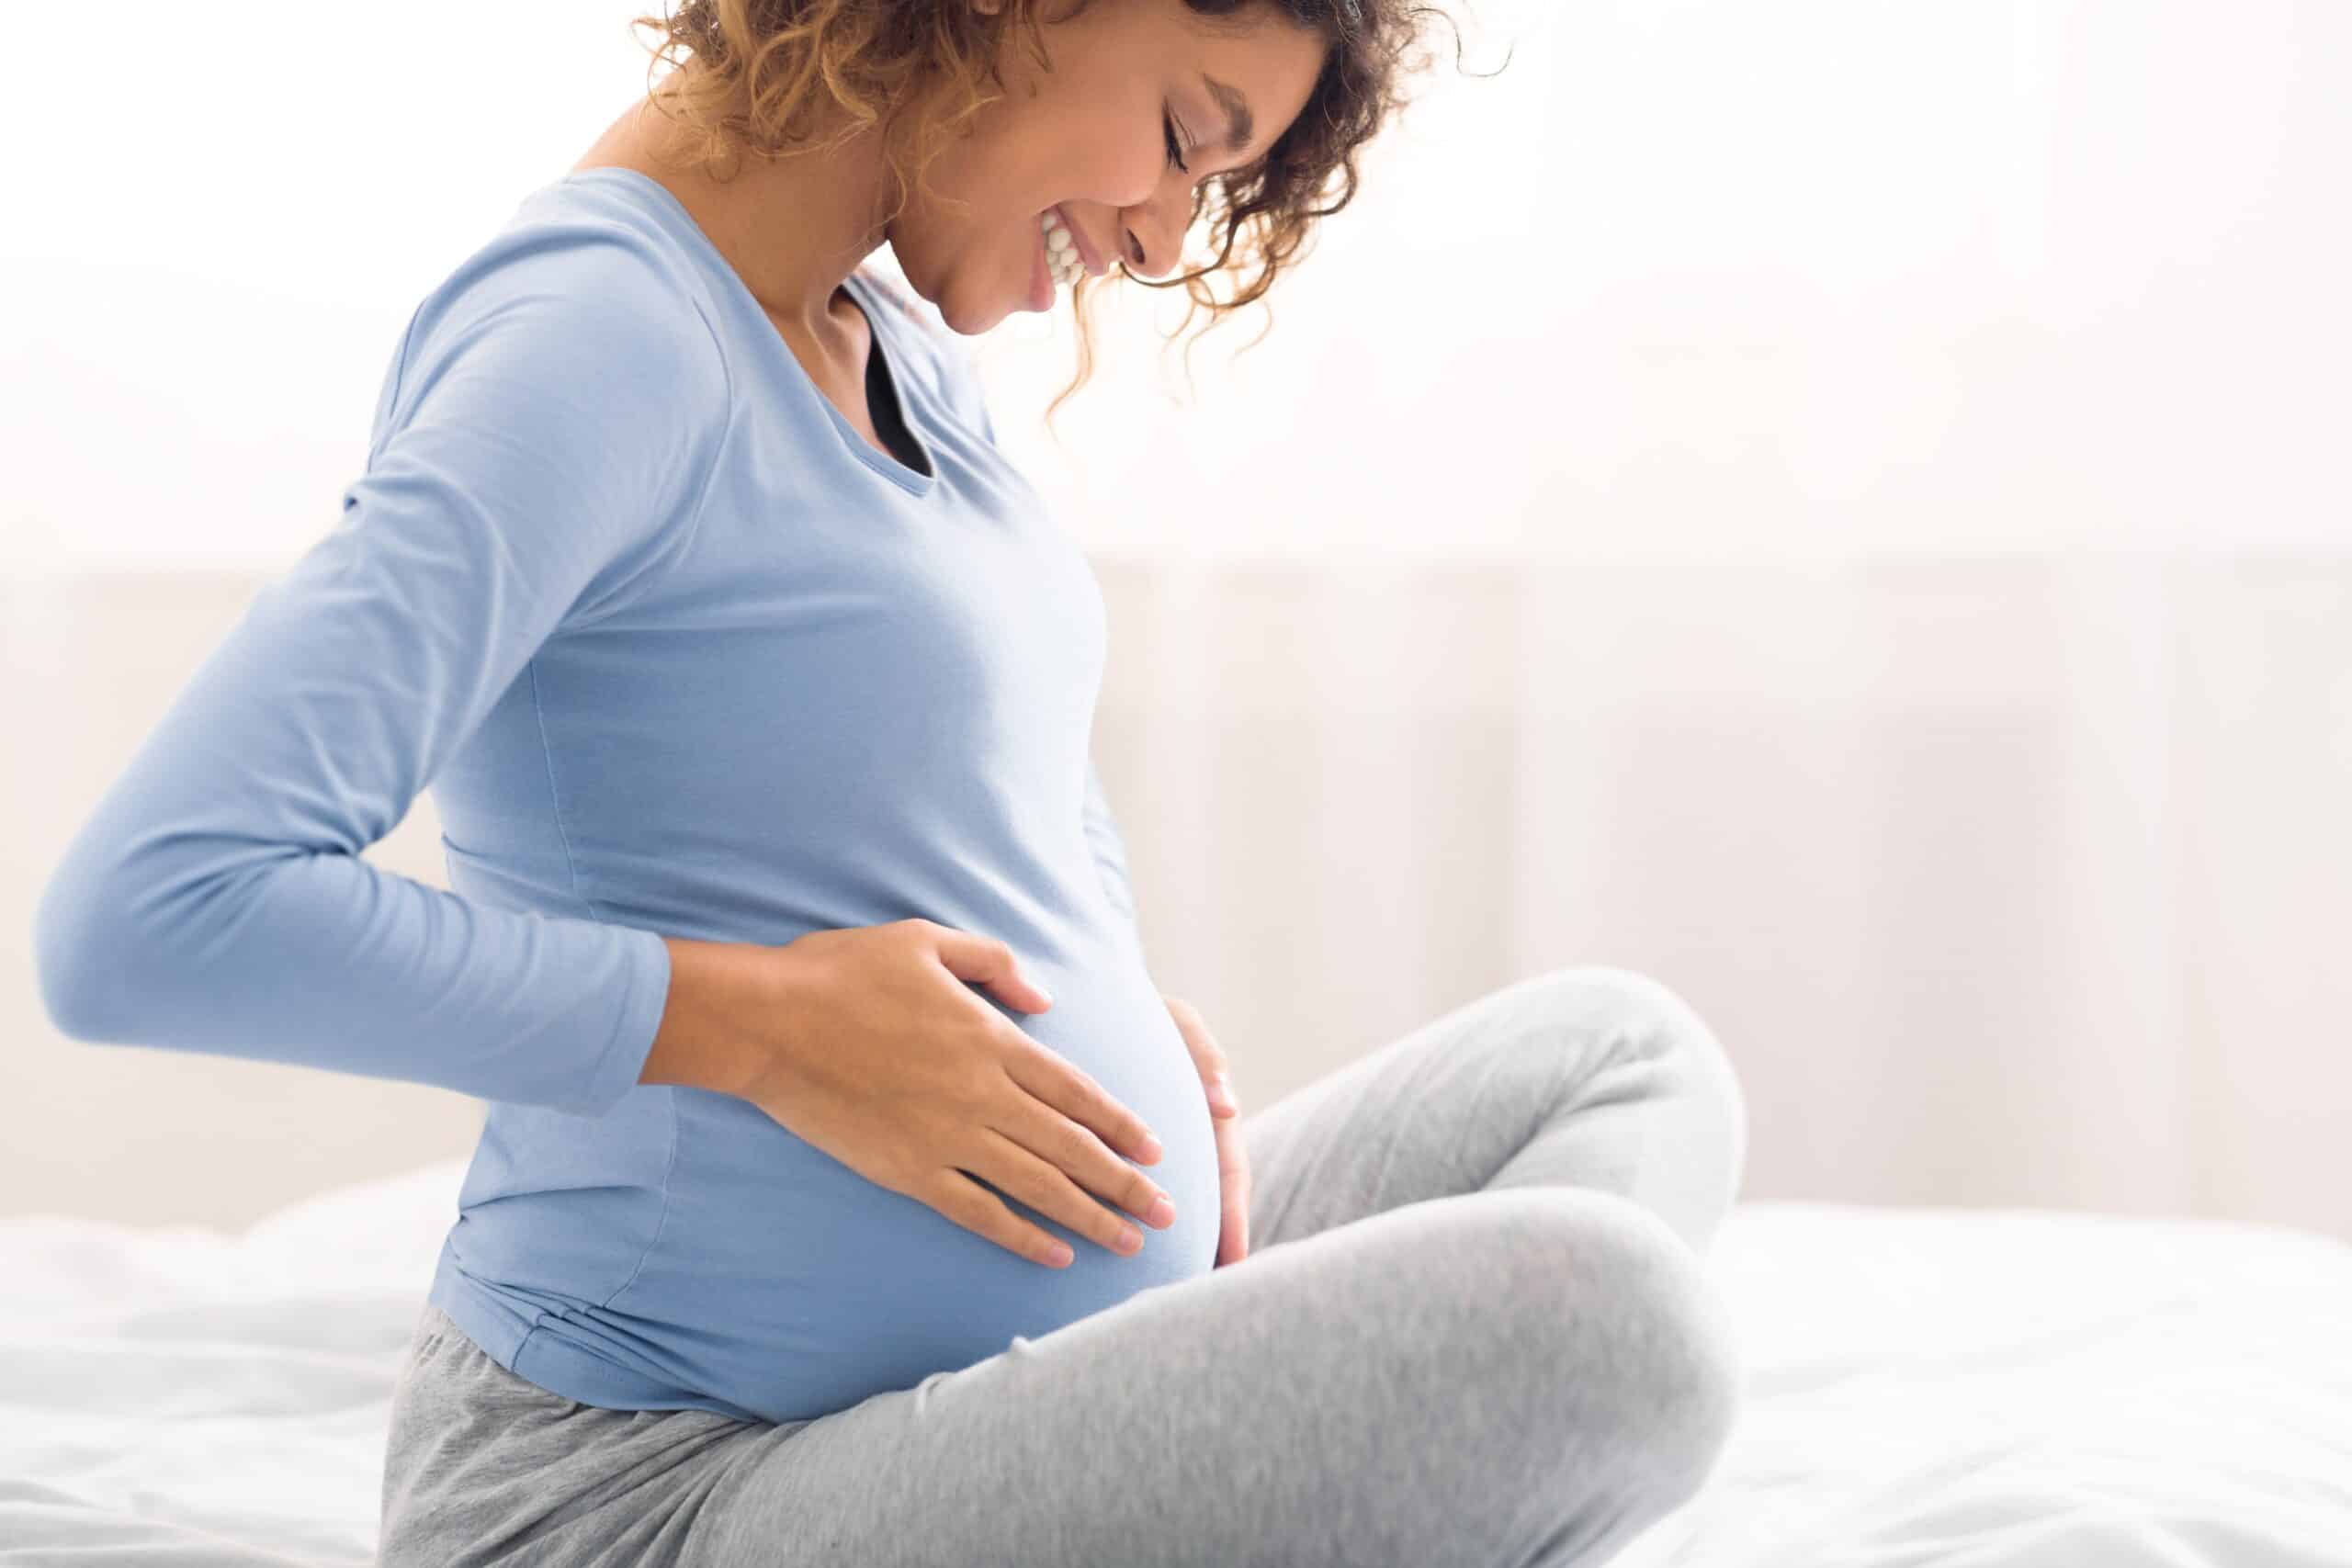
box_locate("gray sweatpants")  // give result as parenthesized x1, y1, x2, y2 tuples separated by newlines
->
(378, 964, 1749, 1568)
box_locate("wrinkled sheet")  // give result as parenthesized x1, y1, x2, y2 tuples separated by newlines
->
(5, 1162, 2349, 1566)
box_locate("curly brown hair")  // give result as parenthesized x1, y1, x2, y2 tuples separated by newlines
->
(624, 0, 1503, 434)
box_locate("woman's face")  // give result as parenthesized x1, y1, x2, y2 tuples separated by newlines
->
(887, 0, 1329, 335)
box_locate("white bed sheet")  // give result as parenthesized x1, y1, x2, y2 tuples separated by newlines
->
(5, 1162, 2349, 1566)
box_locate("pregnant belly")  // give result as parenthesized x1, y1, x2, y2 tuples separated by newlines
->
(638, 941, 1223, 1423)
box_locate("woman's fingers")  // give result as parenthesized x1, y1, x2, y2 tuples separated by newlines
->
(987, 1083, 1178, 1233)
(970, 1127, 1157, 1259)
(927, 920, 1057, 1016)
(927, 1169, 1082, 1268)
(1204, 1071, 1239, 1117)
(999, 1037, 1167, 1168)
(1159, 994, 1251, 1267)
(1214, 1106, 1251, 1267)
(1163, 994, 1239, 1115)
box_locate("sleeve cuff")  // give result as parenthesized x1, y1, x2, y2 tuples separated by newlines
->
(567, 923, 673, 1119)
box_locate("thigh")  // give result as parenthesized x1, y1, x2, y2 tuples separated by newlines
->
(1237, 965, 1748, 1261)
(378, 1304, 770, 1568)
(676, 1185, 1741, 1568)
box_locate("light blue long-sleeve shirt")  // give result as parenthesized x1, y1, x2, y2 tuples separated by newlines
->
(34, 165, 1221, 1425)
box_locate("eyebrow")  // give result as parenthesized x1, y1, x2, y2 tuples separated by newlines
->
(1201, 73, 1254, 157)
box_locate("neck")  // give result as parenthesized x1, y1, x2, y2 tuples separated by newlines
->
(574, 78, 898, 345)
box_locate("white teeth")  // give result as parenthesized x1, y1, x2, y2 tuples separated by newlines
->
(1039, 211, 1086, 288)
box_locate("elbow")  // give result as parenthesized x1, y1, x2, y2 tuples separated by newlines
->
(38, 826, 303, 1045)
(36, 752, 314, 1045)
(34, 852, 139, 1043)
(32, 829, 194, 1044)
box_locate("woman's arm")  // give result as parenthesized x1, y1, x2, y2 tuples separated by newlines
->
(639, 935, 770, 1096)
(33, 229, 729, 1121)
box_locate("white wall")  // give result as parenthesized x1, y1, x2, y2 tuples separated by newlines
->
(5, 1, 2347, 1237)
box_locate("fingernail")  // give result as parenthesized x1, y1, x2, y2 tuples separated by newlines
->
(1146, 1195, 1176, 1227)
(1138, 1134, 1164, 1161)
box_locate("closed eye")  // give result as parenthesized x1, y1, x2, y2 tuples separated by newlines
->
(1164, 109, 1190, 175)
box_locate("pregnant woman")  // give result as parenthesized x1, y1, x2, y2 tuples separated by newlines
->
(34, 1, 1749, 1563)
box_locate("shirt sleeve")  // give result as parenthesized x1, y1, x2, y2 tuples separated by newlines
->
(32, 229, 732, 1120)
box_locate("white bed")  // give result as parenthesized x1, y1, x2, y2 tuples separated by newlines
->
(5, 1164, 2349, 1566)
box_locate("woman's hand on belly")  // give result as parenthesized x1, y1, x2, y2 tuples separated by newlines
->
(709, 919, 1183, 1269)
(1162, 994, 1252, 1268)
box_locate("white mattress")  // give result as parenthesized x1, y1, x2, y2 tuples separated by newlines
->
(5, 1164, 2349, 1566)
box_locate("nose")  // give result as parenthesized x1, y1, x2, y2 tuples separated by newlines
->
(1113, 175, 1197, 281)
(1117, 215, 1187, 280)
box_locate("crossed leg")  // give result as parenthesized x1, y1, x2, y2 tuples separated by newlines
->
(677, 964, 1750, 1568)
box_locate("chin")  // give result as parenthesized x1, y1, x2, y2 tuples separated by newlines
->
(935, 301, 989, 336)
(898, 265, 1001, 338)
(931, 288, 998, 338)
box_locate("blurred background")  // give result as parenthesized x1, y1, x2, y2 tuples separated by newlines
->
(4, 0, 2346, 1242)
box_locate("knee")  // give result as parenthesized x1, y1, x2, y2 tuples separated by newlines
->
(1527, 965, 1749, 1203)
(1455, 1188, 1745, 1500)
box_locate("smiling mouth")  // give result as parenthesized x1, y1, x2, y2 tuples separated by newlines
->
(1043, 204, 1106, 280)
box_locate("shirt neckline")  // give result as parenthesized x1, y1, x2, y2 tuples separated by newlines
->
(558, 165, 941, 498)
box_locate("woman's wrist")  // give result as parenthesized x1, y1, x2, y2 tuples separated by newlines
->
(639, 935, 765, 1097)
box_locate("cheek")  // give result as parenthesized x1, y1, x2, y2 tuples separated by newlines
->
(1070, 117, 1169, 210)
(1010, 96, 1146, 197)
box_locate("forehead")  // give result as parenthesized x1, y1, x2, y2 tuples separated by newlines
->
(1161, 5, 1329, 164)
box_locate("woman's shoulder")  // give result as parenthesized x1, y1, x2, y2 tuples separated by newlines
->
(407, 179, 726, 374)
(368, 178, 733, 468)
